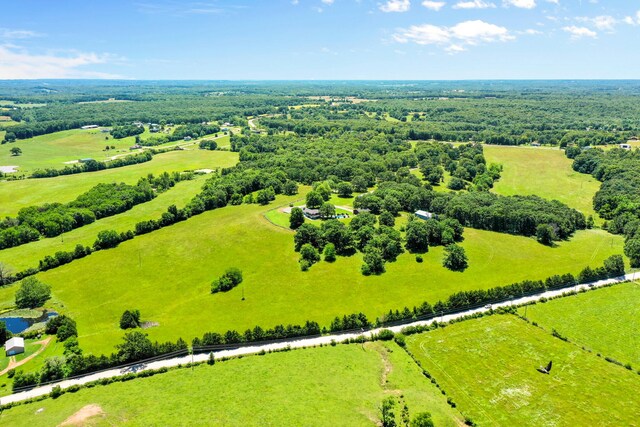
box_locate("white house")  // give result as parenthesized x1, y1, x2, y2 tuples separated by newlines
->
(620, 143, 632, 150)
(5, 337, 25, 356)
(415, 210, 435, 221)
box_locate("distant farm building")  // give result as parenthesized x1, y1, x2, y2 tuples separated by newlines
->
(5, 337, 25, 356)
(81, 125, 99, 130)
(130, 144, 142, 150)
(531, 142, 541, 147)
(184, 136, 192, 141)
(415, 210, 435, 220)
(620, 143, 632, 150)
(354, 208, 371, 215)
(79, 158, 95, 163)
(303, 207, 321, 220)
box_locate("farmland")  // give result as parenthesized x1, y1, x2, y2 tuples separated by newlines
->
(0, 149, 238, 217)
(406, 314, 640, 426)
(522, 281, 640, 366)
(0, 342, 463, 426)
(484, 145, 601, 218)
(0, 190, 623, 355)
(0, 80, 639, 424)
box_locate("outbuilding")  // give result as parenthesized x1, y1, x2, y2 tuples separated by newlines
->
(620, 143, 632, 150)
(5, 337, 25, 356)
(415, 210, 435, 221)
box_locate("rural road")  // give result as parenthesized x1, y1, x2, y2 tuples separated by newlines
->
(2, 272, 637, 405)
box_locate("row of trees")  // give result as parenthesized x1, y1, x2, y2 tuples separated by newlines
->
(30, 151, 153, 178)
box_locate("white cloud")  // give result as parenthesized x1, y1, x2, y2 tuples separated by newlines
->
(623, 11, 640, 26)
(453, 0, 495, 9)
(0, 29, 40, 39)
(546, 0, 559, 4)
(562, 25, 597, 39)
(521, 28, 542, 35)
(0, 45, 121, 79)
(380, 0, 411, 12)
(576, 15, 616, 31)
(393, 20, 513, 52)
(321, 0, 334, 4)
(503, 0, 536, 9)
(422, 1, 446, 10)
(449, 20, 513, 43)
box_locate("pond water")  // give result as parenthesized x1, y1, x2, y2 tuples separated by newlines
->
(0, 310, 58, 334)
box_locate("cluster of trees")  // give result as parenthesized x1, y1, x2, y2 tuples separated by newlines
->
(110, 124, 144, 139)
(361, 181, 585, 242)
(0, 182, 154, 250)
(45, 315, 78, 342)
(569, 147, 640, 267)
(120, 309, 141, 329)
(211, 268, 243, 294)
(15, 277, 51, 309)
(416, 142, 501, 191)
(170, 123, 220, 141)
(31, 151, 153, 178)
(198, 139, 218, 150)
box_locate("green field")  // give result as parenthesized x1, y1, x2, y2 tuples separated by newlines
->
(406, 315, 640, 426)
(0, 176, 209, 272)
(0, 192, 624, 356)
(0, 149, 238, 217)
(484, 145, 601, 218)
(0, 342, 463, 426)
(1, 129, 145, 173)
(521, 281, 640, 366)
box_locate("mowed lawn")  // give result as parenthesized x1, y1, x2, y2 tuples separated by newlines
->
(406, 315, 640, 427)
(484, 145, 601, 218)
(0, 176, 209, 272)
(0, 194, 624, 356)
(0, 342, 463, 427)
(0, 149, 238, 217)
(521, 281, 640, 366)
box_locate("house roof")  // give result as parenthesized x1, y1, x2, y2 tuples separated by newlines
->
(415, 210, 433, 217)
(5, 337, 24, 349)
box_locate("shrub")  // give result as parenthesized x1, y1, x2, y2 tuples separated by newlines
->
(376, 329, 395, 341)
(211, 268, 243, 293)
(323, 243, 336, 262)
(120, 309, 141, 329)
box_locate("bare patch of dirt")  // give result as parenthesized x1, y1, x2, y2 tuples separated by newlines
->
(58, 404, 104, 426)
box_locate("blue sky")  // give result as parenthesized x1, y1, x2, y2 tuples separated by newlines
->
(0, 0, 639, 79)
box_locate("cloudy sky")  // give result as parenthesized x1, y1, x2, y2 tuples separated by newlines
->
(1, 0, 639, 79)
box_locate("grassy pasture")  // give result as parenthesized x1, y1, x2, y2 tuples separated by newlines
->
(0, 149, 238, 217)
(0, 193, 623, 355)
(0, 176, 208, 272)
(484, 145, 601, 218)
(521, 281, 640, 366)
(0, 129, 143, 173)
(0, 342, 462, 426)
(406, 315, 640, 426)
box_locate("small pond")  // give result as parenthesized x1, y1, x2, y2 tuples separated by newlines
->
(0, 310, 58, 334)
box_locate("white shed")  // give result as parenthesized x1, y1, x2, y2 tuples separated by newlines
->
(415, 210, 435, 221)
(5, 337, 25, 356)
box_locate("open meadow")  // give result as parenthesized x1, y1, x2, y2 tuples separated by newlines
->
(521, 281, 640, 366)
(0, 191, 624, 356)
(484, 145, 601, 218)
(406, 314, 640, 426)
(0, 342, 463, 426)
